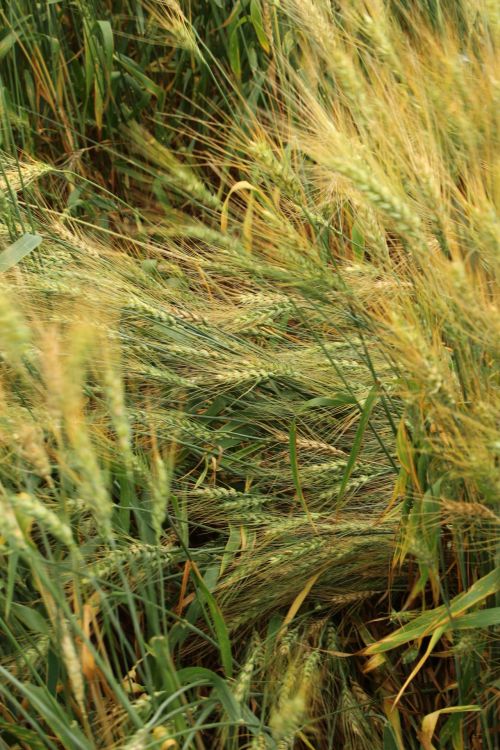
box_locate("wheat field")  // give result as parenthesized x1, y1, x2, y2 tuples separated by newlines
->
(0, 1, 498, 748)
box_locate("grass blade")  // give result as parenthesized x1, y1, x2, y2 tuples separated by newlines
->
(337, 387, 379, 507)
(0, 233, 42, 272)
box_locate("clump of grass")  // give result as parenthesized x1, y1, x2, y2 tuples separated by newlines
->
(0, 1, 498, 749)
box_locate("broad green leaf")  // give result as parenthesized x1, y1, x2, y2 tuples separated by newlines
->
(228, 21, 245, 80)
(0, 32, 17, 60)
(176, 666, 241, 722)
(449, 607, 500, 630)
(289, 420, 315, 527)
(0, 233, 42, 272)
(351, 222, 365, 260)
(11, 603, 49, 634)
(220, 524, 241, 575)
(96, 20, 114, 76)
(191, 565, 233, 678)
(149, 636, 189, 736)
(383, 722, 400, 750)
(0, 671, 92, 750)
(116, 54, 164, 98)
(250, 0, 270, 53)
(337, 387, 378, 504)
(366, 568, 500, 655)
